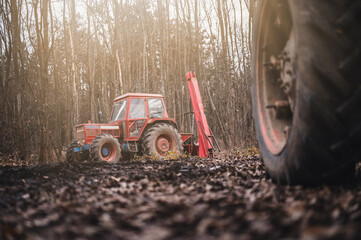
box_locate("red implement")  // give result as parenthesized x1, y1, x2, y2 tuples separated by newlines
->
(186, 72, 214, 158)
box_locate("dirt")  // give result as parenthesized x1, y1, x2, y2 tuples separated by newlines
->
(1, 155, 361, 240)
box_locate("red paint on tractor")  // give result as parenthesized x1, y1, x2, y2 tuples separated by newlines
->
(155, 135, 174, 156)
(76, 124, 121, 145)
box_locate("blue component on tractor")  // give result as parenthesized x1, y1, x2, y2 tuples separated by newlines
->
(102, 147, 109, 156)
(85, 125, 100, 129)
(74, 147, 82, 153)
(123, 143, 128, 152)
(73, 144, 91, 153)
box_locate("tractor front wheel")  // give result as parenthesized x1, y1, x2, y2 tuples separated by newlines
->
(90, 134, 121, 163)
(141, 123, 183, 160)
(66, 140, 82, 162)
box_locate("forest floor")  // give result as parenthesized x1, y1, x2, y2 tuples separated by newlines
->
(1, 154, 361, 240)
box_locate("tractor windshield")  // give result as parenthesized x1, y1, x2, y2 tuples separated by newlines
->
(111, 100, 127, 122)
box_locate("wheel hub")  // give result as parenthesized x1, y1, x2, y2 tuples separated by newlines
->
(102, 147, 109, 157)
(256, 0, 295, 155)
(100, 142, 116, 161)
(279, 31, 296, 112)
(157, 137, 171, 152)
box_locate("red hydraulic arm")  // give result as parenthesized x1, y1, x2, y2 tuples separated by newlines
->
(186, 72, 214, 158)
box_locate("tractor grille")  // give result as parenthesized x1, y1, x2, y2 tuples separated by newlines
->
(75, 126, 85, 141)
(78, 125, 120, 141)
(85, 129, 99, 137)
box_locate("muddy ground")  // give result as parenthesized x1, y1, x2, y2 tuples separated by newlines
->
(1, 155, 361, 240)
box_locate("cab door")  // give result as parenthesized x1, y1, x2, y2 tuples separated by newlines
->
(126, 97, 147, 140)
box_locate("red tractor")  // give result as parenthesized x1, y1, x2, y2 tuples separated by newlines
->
(66, 73, 217, 163)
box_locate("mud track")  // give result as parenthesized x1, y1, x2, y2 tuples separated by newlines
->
(1, 156, 361, 240)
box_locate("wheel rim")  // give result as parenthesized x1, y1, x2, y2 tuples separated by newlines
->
(100, 142, 117, 162)
(256, 0, 295, 155)
(155, 134, 175, 156)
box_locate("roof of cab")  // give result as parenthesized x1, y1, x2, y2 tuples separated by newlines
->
(113, 93, 164, 102)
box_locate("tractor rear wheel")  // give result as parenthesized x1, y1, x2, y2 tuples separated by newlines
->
(252, 0, 361, 184)
(141, 123, 183, 160)
(66, 140, 82, 162)
(90, 134, 121, 163)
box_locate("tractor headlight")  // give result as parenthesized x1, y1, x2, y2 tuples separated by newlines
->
(129, 120, 146, 137)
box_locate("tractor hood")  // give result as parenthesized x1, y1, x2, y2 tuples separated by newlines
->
(75, 123, 121, 145)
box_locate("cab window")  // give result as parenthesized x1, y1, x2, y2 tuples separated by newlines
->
(148, 98, 164, 118)
(129, 98, 146, 119)
(111, 100, 127, 122)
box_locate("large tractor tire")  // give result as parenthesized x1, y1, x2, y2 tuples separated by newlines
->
(141, 123, 183, 160)
(90, 134, 121, 163)
(252, 0, 361, 184)
(66, 140, 82, 162)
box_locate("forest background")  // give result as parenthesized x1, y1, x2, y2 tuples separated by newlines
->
(0, 0, 256, 163)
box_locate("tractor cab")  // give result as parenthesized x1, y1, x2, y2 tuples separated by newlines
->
(110, 93, 174, 141)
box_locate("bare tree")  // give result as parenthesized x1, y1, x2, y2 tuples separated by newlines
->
(0, 0, 257, 163)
